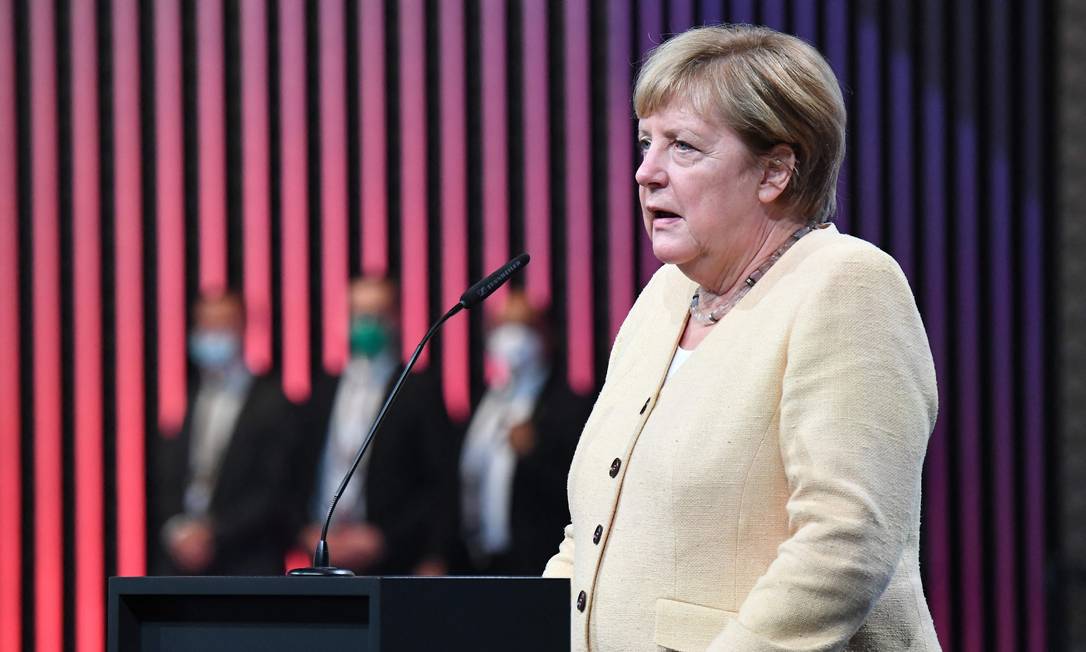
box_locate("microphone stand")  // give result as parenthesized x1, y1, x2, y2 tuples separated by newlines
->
(288, 253, 528, 576)
(288, 304, 462, 576)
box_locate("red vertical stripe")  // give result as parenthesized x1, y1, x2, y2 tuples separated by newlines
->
(564, 1, 593, 393)
(606, 0, 634, 342)
(521, 0, 550, 308)
(240, 0, 272, 374)
(320, 0, 348, 374)
(481, 0, 508, 316)
(280, 0, 311, 401)
(72, 2, 104, 650)
(156, 0, 188, 431)
(0, 1, 21, 648)
(113, 0, 146, 577)
(30, 1, 63, 649)
(440, 0, 469, 421)
(197, 0, 227, 293)
(359, 0, 387, 277)
(399, 0, 428, 366)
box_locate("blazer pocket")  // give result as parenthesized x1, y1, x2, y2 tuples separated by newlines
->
(653, 598, 737, 652)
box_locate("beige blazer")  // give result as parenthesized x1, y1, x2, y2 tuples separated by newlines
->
(544, 225, 941, 652)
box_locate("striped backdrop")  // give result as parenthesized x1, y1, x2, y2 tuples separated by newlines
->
(0, 1, 1055, 651)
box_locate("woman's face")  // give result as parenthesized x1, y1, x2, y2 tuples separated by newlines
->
(636, 102, 769, 283)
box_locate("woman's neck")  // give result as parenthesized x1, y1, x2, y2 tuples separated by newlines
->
(688, 219, 801, 299)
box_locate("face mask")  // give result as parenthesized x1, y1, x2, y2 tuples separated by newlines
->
(189, 330, 241, 370)
(350, 315, 390, 359)
(485, 323, 544, 387)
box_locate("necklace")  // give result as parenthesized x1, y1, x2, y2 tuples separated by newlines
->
(689, 223, 819, 324)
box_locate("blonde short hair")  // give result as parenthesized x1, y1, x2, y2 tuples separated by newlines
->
(634, 25, 846, 224)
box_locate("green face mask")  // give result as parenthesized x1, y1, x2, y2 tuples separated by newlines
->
(349, 316, 390, 359)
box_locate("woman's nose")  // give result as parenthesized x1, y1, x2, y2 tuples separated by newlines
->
(635, 147, 667, 188)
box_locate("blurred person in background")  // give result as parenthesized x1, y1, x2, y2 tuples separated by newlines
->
(296, 277, 457, 575)
(457, 290, 591, 575)
(151, 290, 302, 575)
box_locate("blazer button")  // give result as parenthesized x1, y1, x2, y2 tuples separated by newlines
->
(593, 525, 603, 544)
(640, 397, 650, 414)
(577, 591, 587, 612)
(609, 458, 621, 477)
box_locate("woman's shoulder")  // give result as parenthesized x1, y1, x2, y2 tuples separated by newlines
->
(791, 226, 910, 289)
(803, 226, 898, 267)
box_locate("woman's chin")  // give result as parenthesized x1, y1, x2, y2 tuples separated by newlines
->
(651, 242, 695, 266)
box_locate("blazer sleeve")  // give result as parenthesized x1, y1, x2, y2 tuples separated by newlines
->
(543, 523, 576, 578)
(709, 251, 938, 652)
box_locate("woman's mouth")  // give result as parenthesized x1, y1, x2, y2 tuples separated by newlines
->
(652, 210, 683, 227)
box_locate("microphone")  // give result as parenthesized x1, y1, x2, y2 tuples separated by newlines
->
(288, 253, 530, 576)
(459, 253, 530, 310)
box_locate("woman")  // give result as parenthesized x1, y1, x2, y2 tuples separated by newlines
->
(543, 25, 940, 651)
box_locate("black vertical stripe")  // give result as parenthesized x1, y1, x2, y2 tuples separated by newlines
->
(871, 0, 890, 252)
(842, 1, 856, 233)
(424, 0, 443, 333)
(907, 0, 924, 297)
(1008, 0, 1028, 642)
(589, 0, 609, 389)
(224, 0, 244, 289)
(911, 0, 931, 588)
(346, 0, 361, 276)
(465, 0, 484, 402)
(55, 0, 76, 649)
(944, 0, 965, 642)
(305, 0, 323, 379)
(941, 0, 963, 646)
(182, 0, 199, 313)
(546, 0, 567, 381)
(97, 0, 118, 587)
(1040, 0, 1060, 642)
(507, 0, 525, 268)
(629, 0, 642, 289)
(13, 0, 35, 647)
(138, 0, 160, 567)
(976, 0, 999, 633)
(267, 0, 283, 371)
(384, 0, 401, 281)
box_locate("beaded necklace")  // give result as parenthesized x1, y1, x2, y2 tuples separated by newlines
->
(689, 223, 821, 324)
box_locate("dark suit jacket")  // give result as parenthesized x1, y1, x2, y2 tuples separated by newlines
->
(451, 373, 592, 575)
(298, 369, 457, 574)
(150, 373, 302, 576)
(508, 375, 592, 573)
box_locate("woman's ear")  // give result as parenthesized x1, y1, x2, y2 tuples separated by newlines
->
(757, 144, 797, 205)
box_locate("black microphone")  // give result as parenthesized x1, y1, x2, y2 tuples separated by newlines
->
(459, 253, 529, 310)
(288, 254, 530, 576)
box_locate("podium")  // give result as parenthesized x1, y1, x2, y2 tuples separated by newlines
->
(108, 575, 570, 652)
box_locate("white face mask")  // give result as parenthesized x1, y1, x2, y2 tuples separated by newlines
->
(189, 329, 241, 370)
(485, 323, 544, 387)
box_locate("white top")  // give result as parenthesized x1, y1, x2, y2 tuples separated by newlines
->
(665, 346, 695, 383)
(185, 363, 253, 516)
(317, 353, 397, 521)
(460, 365, 549, 558)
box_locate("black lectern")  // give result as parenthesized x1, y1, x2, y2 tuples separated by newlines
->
(108, 576, 570, 652)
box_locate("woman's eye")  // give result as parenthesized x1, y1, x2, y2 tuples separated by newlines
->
(637, 137, 651, 153)
(674, 140, 696, 153)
